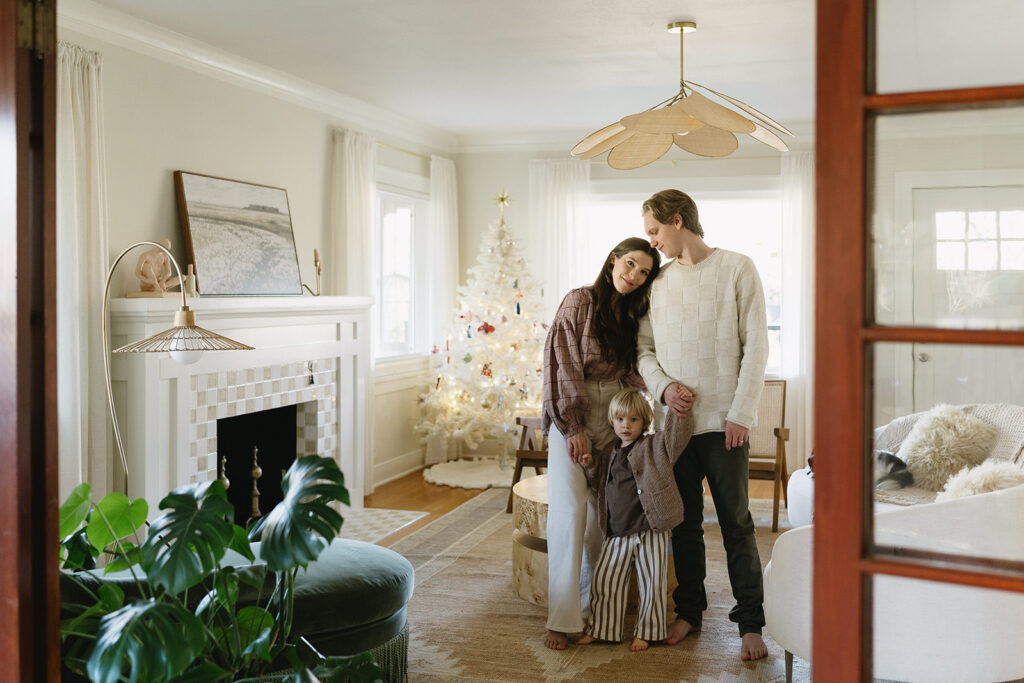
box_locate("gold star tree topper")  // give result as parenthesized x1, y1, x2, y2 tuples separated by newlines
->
(493, 189, 511, 217)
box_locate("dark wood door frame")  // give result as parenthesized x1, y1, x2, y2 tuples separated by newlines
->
(814, 1, 1024, 679)
(0, 0, 59, 679)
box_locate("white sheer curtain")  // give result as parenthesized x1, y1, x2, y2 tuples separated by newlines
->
(781, 152, 816, 470)
(330, 129, 376, 296)
(329, 129, 376, 493)
(428, 156, 459, 347)
(57, 42, 111, 500)
(528, 158, 591, 317)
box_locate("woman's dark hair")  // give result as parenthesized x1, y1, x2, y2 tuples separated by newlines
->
(589, 237, 661, 369)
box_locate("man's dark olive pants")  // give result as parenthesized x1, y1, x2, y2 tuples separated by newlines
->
(670, 431, 765, 636)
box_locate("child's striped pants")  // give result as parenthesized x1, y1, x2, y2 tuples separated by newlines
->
(585, 528, 670, 642)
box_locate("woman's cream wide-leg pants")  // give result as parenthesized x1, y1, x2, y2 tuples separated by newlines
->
(545, 379, 619, 634)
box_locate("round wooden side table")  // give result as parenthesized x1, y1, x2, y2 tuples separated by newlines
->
(511, 473, 548, 605)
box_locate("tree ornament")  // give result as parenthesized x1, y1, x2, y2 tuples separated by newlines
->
(477, 322, 495, 334)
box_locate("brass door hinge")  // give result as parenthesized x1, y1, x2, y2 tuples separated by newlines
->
(17, 0, 56, 59)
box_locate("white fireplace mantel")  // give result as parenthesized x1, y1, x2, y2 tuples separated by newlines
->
(109, 295, 372, 511)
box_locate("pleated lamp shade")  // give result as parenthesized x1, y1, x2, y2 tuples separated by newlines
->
(113, 306, 254, 354)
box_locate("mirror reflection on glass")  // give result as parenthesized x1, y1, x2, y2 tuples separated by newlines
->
(869, 342, 1024, 562)
(870, 106, 1024, 330)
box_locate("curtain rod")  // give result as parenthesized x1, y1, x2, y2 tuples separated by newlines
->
(377, 141, 431, 161)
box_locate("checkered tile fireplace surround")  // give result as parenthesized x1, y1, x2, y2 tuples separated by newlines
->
(109, 296, 372, 510)
(189, 360, 337, 486)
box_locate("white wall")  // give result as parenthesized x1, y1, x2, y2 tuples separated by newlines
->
(59, 20, 454, 491)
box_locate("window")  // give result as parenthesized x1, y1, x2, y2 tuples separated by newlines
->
(935, 209, 1024, 271)
(585, 190, 783, 374)
(376, 191, 428, 358)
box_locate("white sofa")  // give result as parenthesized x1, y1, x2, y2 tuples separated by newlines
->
(764, 482, 1024, 682)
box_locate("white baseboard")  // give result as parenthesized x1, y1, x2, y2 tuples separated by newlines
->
(373, 449, 425, 487)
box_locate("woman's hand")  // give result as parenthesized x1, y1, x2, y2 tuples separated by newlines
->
(567, 432, 590, 464)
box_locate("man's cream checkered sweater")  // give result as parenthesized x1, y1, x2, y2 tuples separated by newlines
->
(637, 249, 769, 435)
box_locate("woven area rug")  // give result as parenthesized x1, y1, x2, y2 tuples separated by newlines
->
(336, 507, 428, 544)
(389, 487, 810, 682)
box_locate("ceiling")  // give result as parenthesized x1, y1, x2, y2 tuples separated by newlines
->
(62, 0, 1024, 146)
(67, 0, 817, 143)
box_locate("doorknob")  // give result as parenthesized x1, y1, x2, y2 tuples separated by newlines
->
(916, 352, 930, 362)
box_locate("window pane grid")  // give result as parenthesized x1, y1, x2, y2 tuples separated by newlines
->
(934, 209, 1024, 271)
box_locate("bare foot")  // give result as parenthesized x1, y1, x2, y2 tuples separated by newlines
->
(741, 633, 768, 661)
(544, 630, 568, 650)
(576, 634, 595, 645)
(664, 618, 698, 645)
(630, 637, 649, 652)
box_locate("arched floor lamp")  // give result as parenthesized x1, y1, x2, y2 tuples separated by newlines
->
(103, 241, 254, 494)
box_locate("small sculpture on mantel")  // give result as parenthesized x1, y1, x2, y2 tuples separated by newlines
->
(128, 238, 181, 297)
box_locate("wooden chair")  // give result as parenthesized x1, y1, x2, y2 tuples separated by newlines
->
(506, 416, 547, 513)
(747, 379, 790, 532)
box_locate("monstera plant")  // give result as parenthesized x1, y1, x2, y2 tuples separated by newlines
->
(59, 455, 382, 683)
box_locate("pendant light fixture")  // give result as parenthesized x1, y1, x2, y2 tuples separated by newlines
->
(570, 21, 794, 169)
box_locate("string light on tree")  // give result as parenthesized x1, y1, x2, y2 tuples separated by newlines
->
(418, 190, 546, 464)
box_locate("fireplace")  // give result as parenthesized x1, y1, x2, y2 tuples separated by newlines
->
(216, 402, 319, 526)
(109, 296, 372, 511)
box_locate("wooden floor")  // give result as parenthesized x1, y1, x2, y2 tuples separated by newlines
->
(365, 469, 781, 546)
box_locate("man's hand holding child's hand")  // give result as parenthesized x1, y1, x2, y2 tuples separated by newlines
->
(664, 383, 697, 417)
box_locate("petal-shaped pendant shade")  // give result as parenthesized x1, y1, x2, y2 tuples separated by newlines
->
(577, 127, 636, 160)
(675, 92, 756, 134)
(749, 122, 789, 152)
(620, 105, 703, 134)
(571, 122, 627, 157)
(567, 21, 793, 167)
(686, 80, 795, 137)
(673, 127, 738, 157)
(608, 132, 674, 170)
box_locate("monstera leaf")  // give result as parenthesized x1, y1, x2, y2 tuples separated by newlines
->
(140, 480, 235, 595)
(86, 492, 148, 556)
(255, 455, 347, 572)
(87, 598, 206, 683)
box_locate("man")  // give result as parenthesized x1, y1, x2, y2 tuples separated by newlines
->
(636, 189, 770, 661)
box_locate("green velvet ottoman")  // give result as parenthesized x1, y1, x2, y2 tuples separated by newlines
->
(62, 538, 414, 683)
(254, 538, 415, 682)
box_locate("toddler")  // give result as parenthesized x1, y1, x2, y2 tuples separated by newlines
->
(577, 385, 694, 651)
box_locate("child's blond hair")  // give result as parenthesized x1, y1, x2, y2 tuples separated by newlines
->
(607, 388, 653, 431)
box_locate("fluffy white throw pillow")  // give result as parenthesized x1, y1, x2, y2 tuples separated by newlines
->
(899, 404, 998, 491)
(937, 461, 1024, 501)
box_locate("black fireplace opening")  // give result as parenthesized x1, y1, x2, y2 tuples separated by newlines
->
(217, 404, 298, 527)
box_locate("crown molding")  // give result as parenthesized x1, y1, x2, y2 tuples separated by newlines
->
(57, 0, 458, 154)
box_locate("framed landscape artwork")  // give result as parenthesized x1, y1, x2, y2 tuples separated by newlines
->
(174, 171, 303, 295)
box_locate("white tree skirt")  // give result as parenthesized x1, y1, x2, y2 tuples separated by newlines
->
(423, 456, 512, 489)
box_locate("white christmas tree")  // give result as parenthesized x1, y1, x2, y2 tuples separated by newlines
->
(418, 192, 546, 463)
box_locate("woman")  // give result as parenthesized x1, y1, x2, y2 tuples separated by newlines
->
(541, 236, 661, 650)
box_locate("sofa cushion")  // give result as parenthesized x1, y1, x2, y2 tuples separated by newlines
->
(898, 404, 998, 491)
